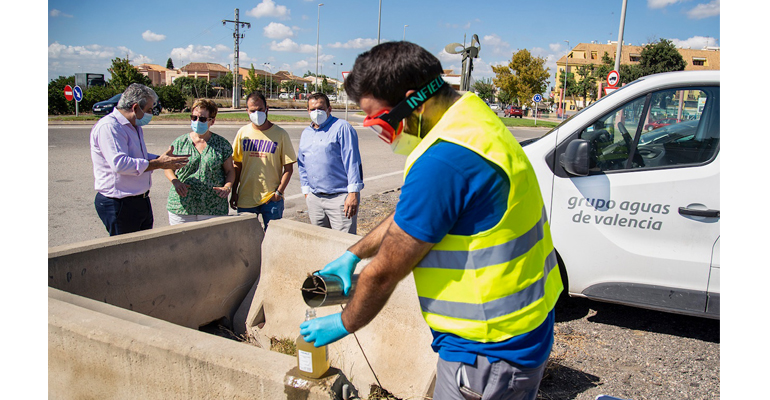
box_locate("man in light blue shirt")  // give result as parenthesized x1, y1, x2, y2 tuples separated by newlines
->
(298, 93, 364, 234)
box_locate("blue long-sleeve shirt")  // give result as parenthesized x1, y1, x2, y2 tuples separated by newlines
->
(298, 115, 364, 195)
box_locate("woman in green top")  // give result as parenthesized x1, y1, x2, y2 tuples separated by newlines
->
(165, 99, 235, 225)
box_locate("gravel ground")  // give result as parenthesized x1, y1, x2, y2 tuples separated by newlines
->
(287, 190, 720, 400)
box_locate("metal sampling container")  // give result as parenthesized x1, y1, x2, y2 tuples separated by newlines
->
(301, 272, 359, 307)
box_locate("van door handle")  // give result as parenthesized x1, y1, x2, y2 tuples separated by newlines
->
(678, 207, 720, 218)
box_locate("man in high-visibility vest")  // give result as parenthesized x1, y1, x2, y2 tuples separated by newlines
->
(300, 41, 563, 400)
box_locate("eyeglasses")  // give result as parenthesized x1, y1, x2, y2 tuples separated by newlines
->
(190, 115, 212, 122)
(363, 109, 402, 144)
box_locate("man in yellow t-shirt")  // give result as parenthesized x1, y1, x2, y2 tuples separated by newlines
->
(230, 92, 297, 230)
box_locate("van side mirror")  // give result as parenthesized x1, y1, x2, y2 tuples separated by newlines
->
(560, 139, 590, 176)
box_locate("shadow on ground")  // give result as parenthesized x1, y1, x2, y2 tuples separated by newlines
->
(555, 296, 719, 343)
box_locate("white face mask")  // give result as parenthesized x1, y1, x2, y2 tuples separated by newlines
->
(310, 109, 328, 126)
(390, 132, 422, 155)
(249, 110, 267, 127)
(390, 111, 423, 155)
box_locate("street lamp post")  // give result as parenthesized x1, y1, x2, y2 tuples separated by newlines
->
(263, 62, 273, 99)
(316, 3, 324, 93)
(562, 40, 569, 120)
(403, 25, 408, 41)
(377, 0, 382, 44)
(333, 62, 342, 98)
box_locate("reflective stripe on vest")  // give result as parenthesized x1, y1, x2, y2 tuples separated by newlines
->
(418, 249, 558, 321)
(418, 208, 547, 271)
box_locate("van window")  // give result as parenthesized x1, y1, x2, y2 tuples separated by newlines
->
(579, 86, 719, 173)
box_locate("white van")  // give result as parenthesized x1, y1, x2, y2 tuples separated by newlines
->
(522, 71, 719, 318)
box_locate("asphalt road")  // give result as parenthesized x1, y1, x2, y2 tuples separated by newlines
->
(47, 118, 550, 248)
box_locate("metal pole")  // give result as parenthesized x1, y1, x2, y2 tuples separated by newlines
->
(316, 3, 324, 93)
(403, 25, 408, 40)
(234, 9, 239, 108)
(614, 0, 628, 74)
(377, 0, 382, 44)
(562, 40, 569, 120)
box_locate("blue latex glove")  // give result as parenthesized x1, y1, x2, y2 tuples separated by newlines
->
(300, 313, 350, 347)
(316, 250, 361, 296)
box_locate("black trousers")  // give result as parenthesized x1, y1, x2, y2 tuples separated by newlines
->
(94, 192, 154, 236)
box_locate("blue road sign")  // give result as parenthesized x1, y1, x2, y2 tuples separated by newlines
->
(73, 85, 84, 102)
(533, 94, 543, 103)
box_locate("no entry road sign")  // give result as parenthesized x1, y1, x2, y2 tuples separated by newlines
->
(64, 85, 74, 101)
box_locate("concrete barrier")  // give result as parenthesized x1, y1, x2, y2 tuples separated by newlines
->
(48, 214, 263, 329)
(49, 288, 338, 400)
(239, 219, 438, 400)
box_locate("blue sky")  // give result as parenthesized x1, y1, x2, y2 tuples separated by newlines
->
(48, 0, 720, 88)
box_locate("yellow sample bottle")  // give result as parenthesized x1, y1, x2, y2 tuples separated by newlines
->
(296, 309, 330, 379)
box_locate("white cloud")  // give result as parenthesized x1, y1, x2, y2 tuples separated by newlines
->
(687, 0, 720, 19)
(48, 42, 152, 81)
(549, 43, 564, 52)
(648, 0, 681, 9)
(437, 49, 463, 65)
(269, 38, 317, 53)
(247, 0, 290, 20)
(671, 35, 719, 49)
(327, 38, 378, 50)
(263, 22, 294, 39)
(294, 60, 309, 70)
(50, 9, 73, 18)
(141, 30, 166, 42)
(170, 44, 231, 65)
(482, 34, 510, 56)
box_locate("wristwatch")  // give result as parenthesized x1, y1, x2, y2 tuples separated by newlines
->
(276, 190, 283, 197)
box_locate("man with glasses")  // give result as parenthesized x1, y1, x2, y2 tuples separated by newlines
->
(164, 99, 235, 225)
(230, 91, 296, 230)
(298, 92, 364, 234)
(90, 83, 189, 236)
(299, 42, 563, 400)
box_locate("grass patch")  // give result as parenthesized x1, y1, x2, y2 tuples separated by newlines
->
(270, 336, 298, 356)
(499, 117, 559, 128)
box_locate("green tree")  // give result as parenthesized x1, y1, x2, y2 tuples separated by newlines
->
(154, 85, 186, 112)
(243, 65, 266, 95)
(166, 58, 174, 70)
(173, 76, 213, 98)
(497, 89, 512, 106)
(492, 49, 550, 106)
(48, 75, 76, 115)
(573, 64, 598, 108)
(108, 57, 151, 91)
(281, 79, 301, 97)
(639, 38, 687, 75)
(472, 78, 496, 103)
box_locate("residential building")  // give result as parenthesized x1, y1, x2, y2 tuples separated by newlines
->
(179, 62, 231, 82)
(136, 64, 183, 86)
(553, 41, 720, 115)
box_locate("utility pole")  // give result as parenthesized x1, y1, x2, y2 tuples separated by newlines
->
(223, 9, 250, 109)
(614, 0, 628, 74)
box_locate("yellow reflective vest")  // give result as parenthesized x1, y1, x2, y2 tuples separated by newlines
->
(404, 93, 563, 343)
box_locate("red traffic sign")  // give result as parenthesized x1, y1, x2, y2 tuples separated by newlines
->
(606, 70, 620, 87)
(64, 85, 74, 101)
(341, 71, 350, 81)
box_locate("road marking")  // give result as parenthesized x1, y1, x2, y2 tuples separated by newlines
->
(285, 170, 404, 200)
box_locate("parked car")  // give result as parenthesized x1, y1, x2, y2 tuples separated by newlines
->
(504, 105, 523, 118)
(92, 94, 162, 116)
(279, 93, 290, 100)
(521, 70, 720, 318)
(644, 117, 678, 131)
(328, 94, 337, 102)
(489, 103, 500, 110)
